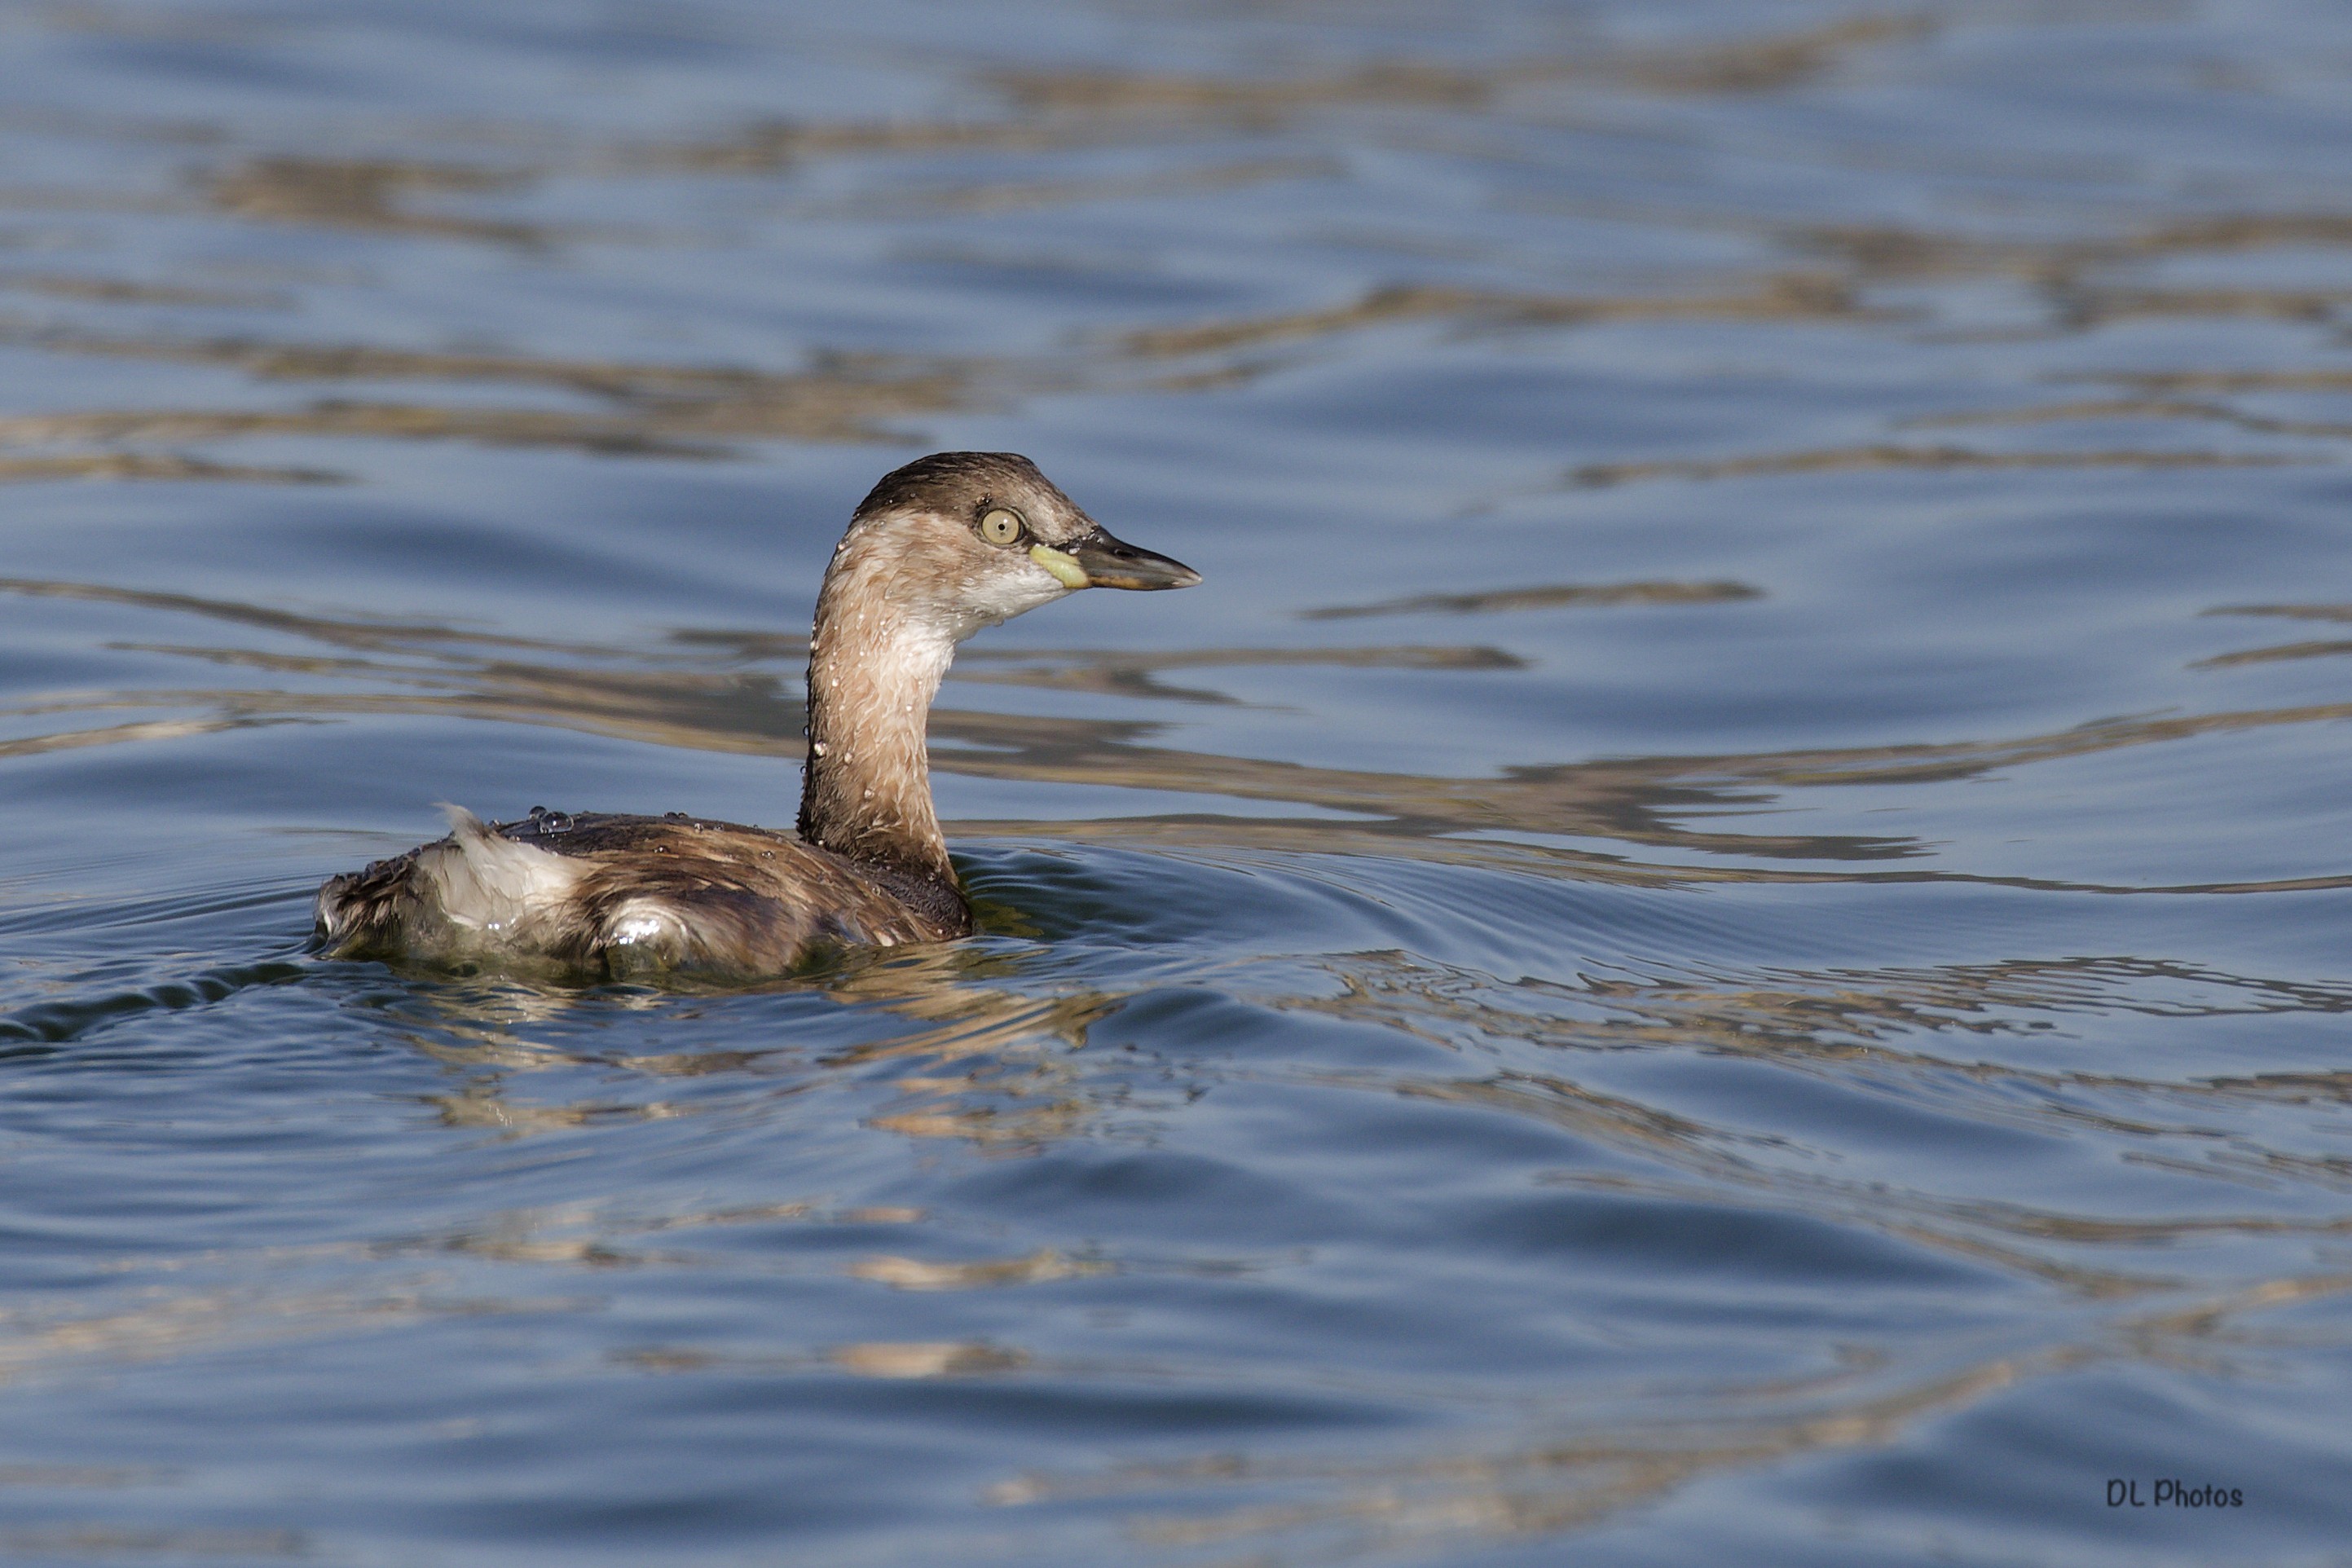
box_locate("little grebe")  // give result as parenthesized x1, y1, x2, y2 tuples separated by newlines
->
(314, 451, 1200, 972)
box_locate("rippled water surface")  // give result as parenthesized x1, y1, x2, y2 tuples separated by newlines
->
(3, 2, 2352, 1561)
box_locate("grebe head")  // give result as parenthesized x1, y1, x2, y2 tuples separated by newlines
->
(799, 451, 1199, 879)
(837, 451, 1200, 641)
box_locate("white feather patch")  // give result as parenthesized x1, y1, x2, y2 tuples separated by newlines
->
(418, 806, 588, 933)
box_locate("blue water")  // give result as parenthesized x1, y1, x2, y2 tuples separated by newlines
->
(1, 2, 2350, 1562)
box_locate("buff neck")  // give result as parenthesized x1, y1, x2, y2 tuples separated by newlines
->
(795, 544, 959, 887)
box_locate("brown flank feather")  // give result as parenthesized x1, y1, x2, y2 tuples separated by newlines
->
(317, 811, 967, 975)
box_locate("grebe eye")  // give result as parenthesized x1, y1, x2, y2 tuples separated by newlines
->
(977, 508, 1025, 545)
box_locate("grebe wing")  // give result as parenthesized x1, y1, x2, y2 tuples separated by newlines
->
(316, 809, 965, 972)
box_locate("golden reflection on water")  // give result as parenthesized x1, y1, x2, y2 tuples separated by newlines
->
(0, 294, 2342, 487)
(953, 644, 1526, 704)
(907, 940, 2352, 1553)
(205, 157, 551, 247)
(342, 935, 1118, 1158)
(2193, 604, 2352, 669)
(13, 881, 2341, 1563)
(1114, 274, 1873, 357)
(1570, 444, 2310, 488)
(1904, 397, 2352, 442)
(0, 1279, 572, 1389)
(834, 155, 1341, 218)
(984, 1274, 2352, 1558)
(612, 11, 1931, 182)
(1304, 581, 1761, 619)
(0, 451, 336, 485)
(0, 1525, 308, 1559)
(8, 575, 2352, 895)
(1279, 947, 2352, 1274)
(0, 270, 1901, 474)
(846, 1249, 1110, 1290)
(0, 272, 281, 309)
(0, 7, 2345, 488)
(324, 892, 2352, 1306)
(0, 326, 990, 458)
